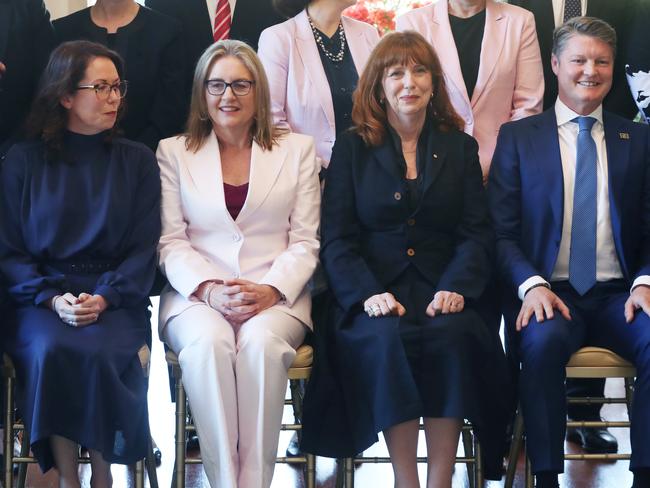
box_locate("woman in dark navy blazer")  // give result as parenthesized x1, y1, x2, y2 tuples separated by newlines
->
(54, 0, 185, 150)
(302, 31, 509, 485)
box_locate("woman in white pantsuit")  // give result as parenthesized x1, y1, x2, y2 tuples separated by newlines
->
(156, 40, 320, 488)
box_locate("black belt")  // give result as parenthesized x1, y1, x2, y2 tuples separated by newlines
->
(43, 261, 118, 274)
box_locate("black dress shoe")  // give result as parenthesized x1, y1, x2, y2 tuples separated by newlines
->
(186, 434, 200, 452)
(566, 425, 618, 453)
(285, 432, 301, 457)
(153, 446, 162, 467)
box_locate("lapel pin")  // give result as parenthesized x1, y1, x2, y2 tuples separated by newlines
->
(619, 132, 630, 140)
(433, 153, 438, 159)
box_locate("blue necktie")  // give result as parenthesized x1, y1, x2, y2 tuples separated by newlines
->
(563, 0, 582, 22)
(569, 116, 597, 295)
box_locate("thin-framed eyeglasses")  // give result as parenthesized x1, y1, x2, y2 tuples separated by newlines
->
(76, 80, 128, 100)
(205, 79, 255, 96)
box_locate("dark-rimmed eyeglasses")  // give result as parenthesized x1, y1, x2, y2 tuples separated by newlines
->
(76, 81, 128, 100)
(205, 79, 255, 96)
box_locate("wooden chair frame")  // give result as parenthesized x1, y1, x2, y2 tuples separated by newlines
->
(504, 346, 636, 488)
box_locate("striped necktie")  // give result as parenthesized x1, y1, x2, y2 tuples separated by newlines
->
(213, 0, 232, 42)
(563, 0, 582, 22)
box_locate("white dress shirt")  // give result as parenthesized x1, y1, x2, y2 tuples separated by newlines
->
(551, 0, 587, 27)
(518, 98, 650, 299)
(206, 0, 236, 31)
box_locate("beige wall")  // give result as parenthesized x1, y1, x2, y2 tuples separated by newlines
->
(45, 0, 88, 20)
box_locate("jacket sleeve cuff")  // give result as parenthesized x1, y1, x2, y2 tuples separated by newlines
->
(631, 275, 650, 292)
(518, 275, 549, 301)
(34, 288, 62, 306)
(94, 285, 121, 308)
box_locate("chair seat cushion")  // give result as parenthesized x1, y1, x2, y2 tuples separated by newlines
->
(567, 347, 633, 368)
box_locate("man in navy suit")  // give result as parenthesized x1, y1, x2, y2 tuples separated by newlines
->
(489, 17, 650, 488)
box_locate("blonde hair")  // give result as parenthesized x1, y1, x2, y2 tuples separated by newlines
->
(185, 40, 284, 152)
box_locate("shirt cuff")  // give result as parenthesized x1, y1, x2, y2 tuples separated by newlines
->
(518, 275, 550, 301)
(631, 275, 650, 292)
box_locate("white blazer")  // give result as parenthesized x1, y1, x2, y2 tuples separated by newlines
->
(397, 0, 544, 176)
(156, 132, 321, 333)
(258, 10, 379, 168)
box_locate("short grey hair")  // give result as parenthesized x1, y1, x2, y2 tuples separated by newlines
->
(552, 16, 617, 58)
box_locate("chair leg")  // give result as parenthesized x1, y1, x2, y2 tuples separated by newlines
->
(344, 457, 354, 488)
(505, 409, 525, 488)
(134, 459, 144, 488)
(172, 373, 186, 488)
(624, 377, 635, 414)
(305, 452, 315, 488)
(16, 429, 29, 488)
(146, 434, 159, 488)
(525, 446, 533, 488)
(474, 431, 483, 488)
(461, 425, 475, 488)
(4, 374, 14, 488)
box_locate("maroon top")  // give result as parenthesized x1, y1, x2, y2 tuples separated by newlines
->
(224, 182, 249, 220)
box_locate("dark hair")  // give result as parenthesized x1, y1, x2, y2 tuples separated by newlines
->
(352, 31, 464, 146)
(272, 0, 309, 18)
(552, 16, 617, 58)
(26, 40, 125, 160)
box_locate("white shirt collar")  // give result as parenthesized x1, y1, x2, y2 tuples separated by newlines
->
(554, 97, 603, 127)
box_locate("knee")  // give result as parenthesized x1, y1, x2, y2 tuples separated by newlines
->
(177, 327, 236, 369)
(519, 322, 573, 370)
(237, 326, 295, 368)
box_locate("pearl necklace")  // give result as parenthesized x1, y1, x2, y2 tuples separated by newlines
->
(307, 13, 347, 63)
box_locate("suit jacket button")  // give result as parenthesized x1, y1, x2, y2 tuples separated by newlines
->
(407, 218, 415, 226)
(407, 248, 415, 257)
(232, 234, 241, 242)
(394, 192, 402, 200)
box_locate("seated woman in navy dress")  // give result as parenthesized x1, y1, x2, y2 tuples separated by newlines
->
(0, 40, 160, 487)
(301, 31, 508, 485)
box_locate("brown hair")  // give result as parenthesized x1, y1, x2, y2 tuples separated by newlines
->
(185, 40, 284, 152)
(26, 40, 125, 160)
(352, 31, 464, 146)
(552, 16, 617, 58)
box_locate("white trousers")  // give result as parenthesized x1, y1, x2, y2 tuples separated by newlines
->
(164, 304, 306, 488)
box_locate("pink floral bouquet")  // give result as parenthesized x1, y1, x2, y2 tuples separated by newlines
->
(343, 0, 432, 33)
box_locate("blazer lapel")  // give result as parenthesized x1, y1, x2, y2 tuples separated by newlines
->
(342, 16, 370, 74)
(431, 0, 470, 105)
(371, 139, 403, 183)
(0, 1, 10, 63)
(604, 114, 631, 275)
(419, 126, 447, 201)
(471, 0, 506, 107)
(531, 110, 564, 232)
(236, 139, 287, 223)
(185, 132, 232, 223)
(294, 11, 336, 130)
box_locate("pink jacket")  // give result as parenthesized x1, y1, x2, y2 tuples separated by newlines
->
(397, 0, 544, 176)
(259, 10, 379, 168)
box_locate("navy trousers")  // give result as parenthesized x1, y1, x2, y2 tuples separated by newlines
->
(518, 280, 650, 473)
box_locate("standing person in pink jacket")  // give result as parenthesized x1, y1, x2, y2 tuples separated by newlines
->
(397, 0, 544, 181)
(259, 0, 379, 171)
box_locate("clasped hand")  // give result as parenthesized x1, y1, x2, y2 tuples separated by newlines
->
(49, 292, 108, 327)
(363, 290, 464, 318)
(203, 279, 281, 326)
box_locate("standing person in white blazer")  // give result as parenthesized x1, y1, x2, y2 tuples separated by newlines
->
(156, 40, 320, 488)
(397, 0, 544, 181)
(258, 0, 379, 170)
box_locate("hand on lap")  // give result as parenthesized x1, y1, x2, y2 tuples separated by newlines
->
(426, 290, 464, 317)
(363, 292, 406, 318)
(49, 292, 107, 327)
(516, 286, 571, 331)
